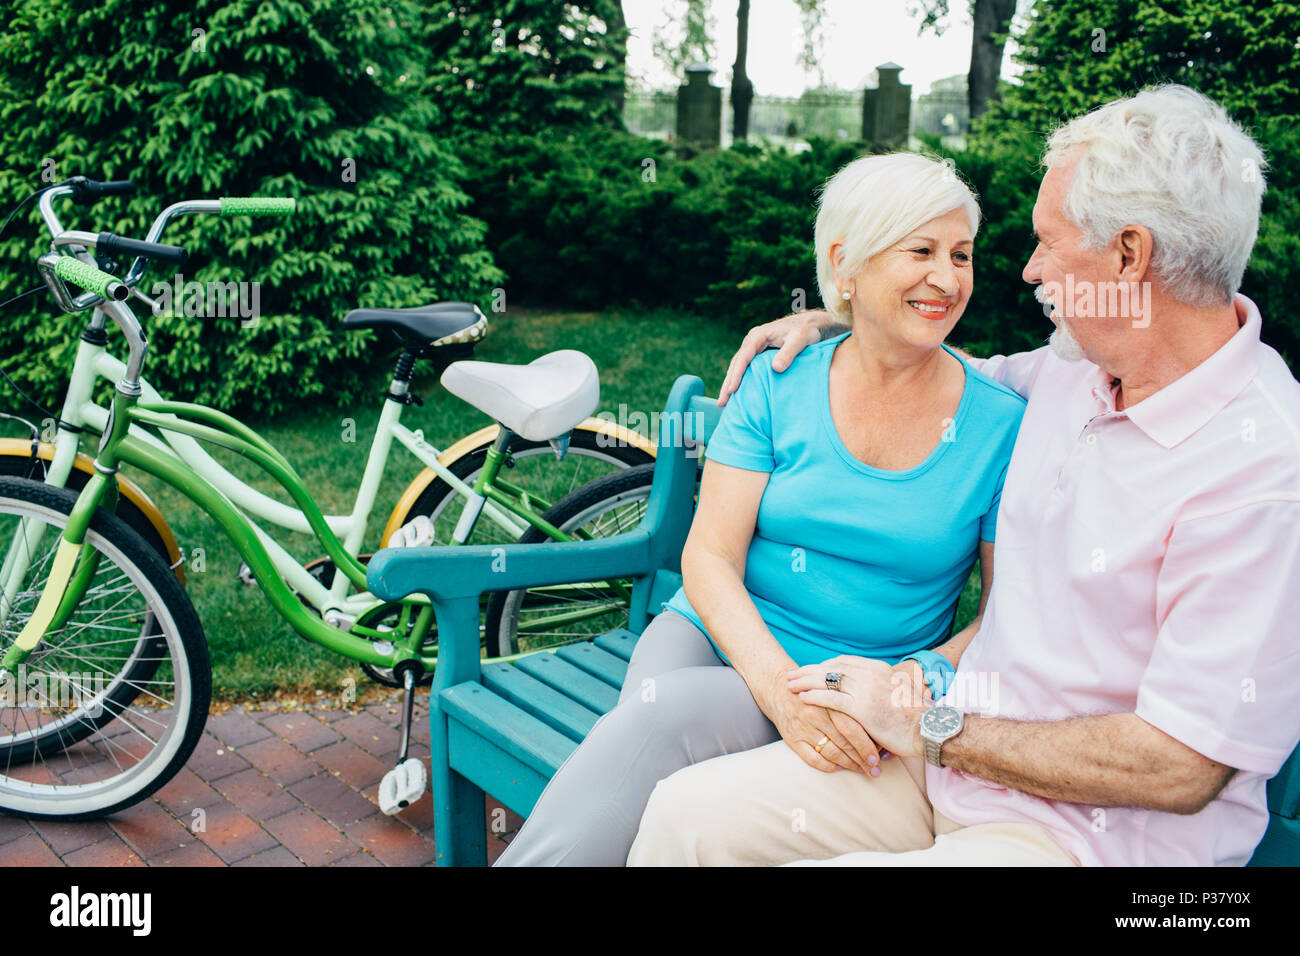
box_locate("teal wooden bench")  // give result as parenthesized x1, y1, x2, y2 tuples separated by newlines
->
(365, 373, 1300, 867)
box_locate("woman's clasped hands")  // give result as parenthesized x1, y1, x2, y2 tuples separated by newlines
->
(778, 656, 934, 773)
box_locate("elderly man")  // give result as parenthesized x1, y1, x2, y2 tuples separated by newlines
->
(626, 85, 1300, 867)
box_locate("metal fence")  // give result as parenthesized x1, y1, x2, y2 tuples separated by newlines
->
(912, 89, 968, 139)
(624, 92, 678, 139)
(624, 89, 968, 145)
(750, 93, 862, 140)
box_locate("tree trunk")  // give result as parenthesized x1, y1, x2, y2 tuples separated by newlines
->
(608, 0, 628, 119)
(968, 0, 1017, 120)
(731, 0, 753, 141)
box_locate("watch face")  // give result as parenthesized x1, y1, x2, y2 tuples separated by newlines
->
(921, 705, 963, 738)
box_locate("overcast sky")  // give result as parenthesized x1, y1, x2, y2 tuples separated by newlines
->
(624, 0, 1028, 96)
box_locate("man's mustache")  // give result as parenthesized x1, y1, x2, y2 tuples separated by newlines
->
(1033, 284, 1056, 316)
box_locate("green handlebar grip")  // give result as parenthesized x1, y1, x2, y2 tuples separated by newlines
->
(220, 197, 296, 217)
(54, 256, 125, 300)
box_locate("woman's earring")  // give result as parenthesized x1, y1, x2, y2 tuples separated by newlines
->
(840, 291, 852, 301)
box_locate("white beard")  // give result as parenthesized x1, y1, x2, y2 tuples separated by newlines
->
(1035, 285, 1086, 362)
(1049, 323, 1086, 362)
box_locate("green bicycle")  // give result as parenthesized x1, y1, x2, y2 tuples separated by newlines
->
(0, 178, 655, 819)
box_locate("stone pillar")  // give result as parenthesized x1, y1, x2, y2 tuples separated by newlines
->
(676, 64, 722, 147)
(861, 62, 911, 149)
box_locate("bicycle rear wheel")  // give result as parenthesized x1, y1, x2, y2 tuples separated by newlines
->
(483, 464, 657, 658)
(0, 478, 210, 820)
(361, 428, 653, 683)
(394, 426, 655, 549)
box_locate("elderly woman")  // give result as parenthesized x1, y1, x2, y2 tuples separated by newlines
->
(495, 152, 1026, 866)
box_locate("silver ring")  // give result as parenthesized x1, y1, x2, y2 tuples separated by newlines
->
(825, 671, 842, 692)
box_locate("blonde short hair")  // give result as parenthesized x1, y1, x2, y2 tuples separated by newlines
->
(815, 152, 981, 323)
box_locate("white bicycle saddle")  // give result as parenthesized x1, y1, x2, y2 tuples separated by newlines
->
(440, 349, 599, 442)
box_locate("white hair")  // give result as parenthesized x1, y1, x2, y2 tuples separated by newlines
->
(814, 152, 980, 323)
(1044, 84, 1267, 307)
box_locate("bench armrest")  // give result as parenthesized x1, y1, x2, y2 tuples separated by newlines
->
(366, 528, 655, 604)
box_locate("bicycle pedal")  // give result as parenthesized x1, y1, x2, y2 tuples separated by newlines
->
(378, 757, 427, 815)
(386, 514, 435, 549)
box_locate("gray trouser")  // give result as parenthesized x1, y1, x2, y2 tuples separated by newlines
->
(492, 611, 781, 866)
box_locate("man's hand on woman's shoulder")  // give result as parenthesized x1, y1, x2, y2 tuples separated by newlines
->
(718, 309, 843, 406)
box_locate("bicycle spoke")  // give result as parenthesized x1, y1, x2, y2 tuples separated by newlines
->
(0, 483, 202, 816)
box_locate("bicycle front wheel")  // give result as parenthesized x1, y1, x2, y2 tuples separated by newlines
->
(0, 477, 210, 820)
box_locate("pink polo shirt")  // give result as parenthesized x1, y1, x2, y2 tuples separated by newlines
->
(927, 294, 1300, 866)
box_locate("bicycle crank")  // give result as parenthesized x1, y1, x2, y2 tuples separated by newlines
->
(378, 665, 427, 815)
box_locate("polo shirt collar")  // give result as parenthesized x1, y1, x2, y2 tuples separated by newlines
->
(1121, 294, 1262, 449)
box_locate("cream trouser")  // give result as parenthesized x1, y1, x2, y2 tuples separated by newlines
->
(627, 739, 1081, 866)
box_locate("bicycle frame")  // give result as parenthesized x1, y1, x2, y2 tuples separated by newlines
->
(1, 308, 593, 673)
(2, 185, 626, 679)
(32, 319, 572, 617)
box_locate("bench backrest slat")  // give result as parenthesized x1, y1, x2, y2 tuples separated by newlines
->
(626, 376, 714, 631)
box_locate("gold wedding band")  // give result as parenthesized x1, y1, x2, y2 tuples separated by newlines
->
(814, 735, 830, 754)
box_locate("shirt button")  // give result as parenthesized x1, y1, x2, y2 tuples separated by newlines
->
(1085, 434, 1098, 446)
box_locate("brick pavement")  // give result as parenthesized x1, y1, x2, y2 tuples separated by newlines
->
(0, 691, 525, 866)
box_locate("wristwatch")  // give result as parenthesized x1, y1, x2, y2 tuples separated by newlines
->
(919, 704, 965, 768)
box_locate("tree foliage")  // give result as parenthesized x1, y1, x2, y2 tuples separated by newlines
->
(0, 0, 502, 416)
(650, 0, 715, 78)
(420, 1, 628, 135)
(792, 0, 829, 81)
(987, 0, 1300, 131)
(975, 0, 1300, 364)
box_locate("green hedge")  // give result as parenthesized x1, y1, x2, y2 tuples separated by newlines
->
(463, 124, 1299, 370)
(461, 130, 866, 326)
(3, 0, 1295, 423)
(0, 0, 501, 418)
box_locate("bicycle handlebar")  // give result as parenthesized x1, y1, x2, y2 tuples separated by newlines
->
(68, 177, 136, 206)
(220, 197, 296, 217)
(53, 255, 128, 301)
(96, 232, 188, 265)
(35, 182, 297, 335)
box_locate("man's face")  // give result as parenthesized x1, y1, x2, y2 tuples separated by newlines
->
(1022, 158, 1117, 363)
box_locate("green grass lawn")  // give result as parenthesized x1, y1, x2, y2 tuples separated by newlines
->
(3, 305, 980, 702)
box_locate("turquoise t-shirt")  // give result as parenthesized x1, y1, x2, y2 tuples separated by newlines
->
(665, 333, 1026, 666)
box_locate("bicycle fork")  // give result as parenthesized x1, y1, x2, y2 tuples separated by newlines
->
(0, 474, 113, 674)
(0, 390, 132, 674)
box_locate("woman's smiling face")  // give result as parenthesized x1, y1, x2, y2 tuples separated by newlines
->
(835, 207, 974, 351)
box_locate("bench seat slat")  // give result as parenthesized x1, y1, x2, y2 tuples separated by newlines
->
(440, 682, 576, 780)
(556, 642, 629, 688)
(482, 662, 599, 742)
(593, 628, 640, 662)
(514, 653, 620, 713)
